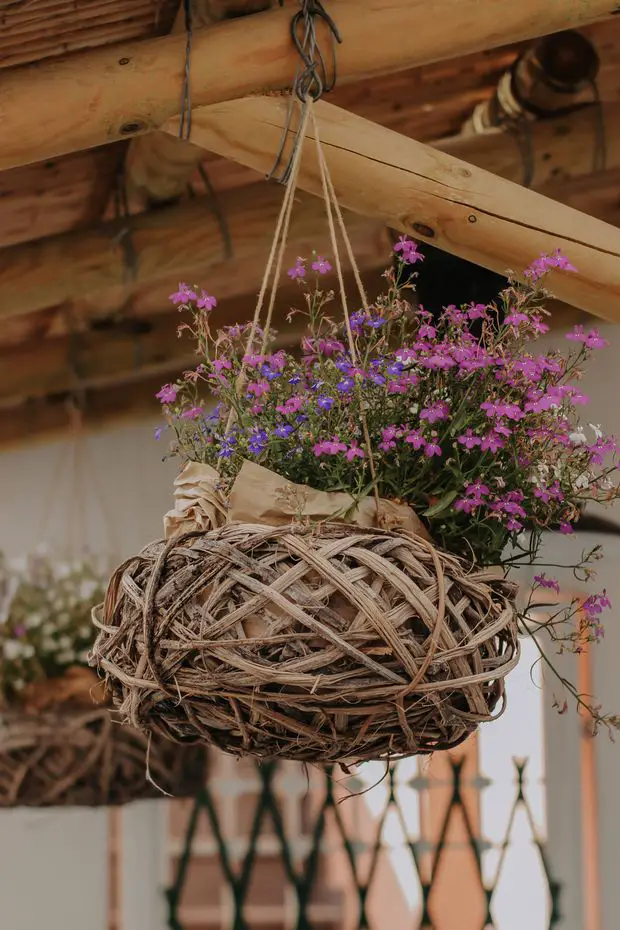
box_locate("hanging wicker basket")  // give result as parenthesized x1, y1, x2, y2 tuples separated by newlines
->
(92, 522, 519, 765)
(0, 705, 207, 808)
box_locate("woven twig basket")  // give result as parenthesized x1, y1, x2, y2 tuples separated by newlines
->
(0, 706, 207, 807)
(92, 522, 519, 765)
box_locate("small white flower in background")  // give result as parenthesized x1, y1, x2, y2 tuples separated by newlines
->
(25, 613, 43, 629)
(569, 428, 587, 445)
(41, 638, 57, 652)
(78, 650, 90, 663)
(79, 580, 99, 601)
(58, 635, 72, 651)
(57, 650, 75, 664)
(3, 640, 23, 661)
(79, 624, 92, 638)
(589, 423, 603, 440)
(56, 563, 71, 580)
(21, 643, 35, 659)
(41, 621, 56, 635)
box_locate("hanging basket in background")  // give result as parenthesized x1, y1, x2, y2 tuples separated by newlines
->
(0, 700, 207, 808)
(0, 552, 208, 807)
(92, 463, 519, 765)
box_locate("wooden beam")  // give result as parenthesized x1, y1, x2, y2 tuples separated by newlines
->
(1, 0, 618, 171)
(163, 96, 620, 320)
(0, 183, 387, 320)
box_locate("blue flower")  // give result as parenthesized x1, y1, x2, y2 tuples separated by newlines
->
(335, 359, 353, 374)
(273, 424, 294, 439)
(154, 426, 165, 440)
(387, 361, 404, 376)
(317, 395, 334, 411)
(248, 428, 269, 455)
(218, 434, 237, 459)
(261, 365, 282, 381)
(337, 378, 354, 393)
(366, 316, 386, 329)
(288, 375, 302, 385)
(370, 373, 386, 386)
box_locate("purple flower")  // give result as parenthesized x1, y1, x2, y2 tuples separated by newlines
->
(394, 236, 424, 264)
(317, 395, 334, 411)
(420, 402, 450, 424)
(419, 324, 436, 339)
(181, 406, 204, 420)
(288, 258, 306, 280)
(505, 311, 529, 327)
(346, 443, 365, 461)
(218, 434, 237, 459)
(424, 439, 442, 457)
(525, 250, 577, 281)
(405, 429, 425, 450)
(154, 426, 165, 441)
(566, 325, 609, 349)
(458, 430, 481, 450)
(337, 378, 355, 393)
(277, 396, 304, 415)
(14, 625, 26, 638)
(247, 380, 269, 398)
(387, 361, 404, 376)
(169, 283, 197, 305)
(197, 292, 217, 311)
(273, 424, 294, 439)
(156, 383, 179, 404)
(313, 438, 347, 456)
(248, 428, 269, 455)
(559, 521, 574, 535)
(312, 256, 332, 275)
(534, 574, 560, 594)
(213, 358, 232, 372)
(481, 432, 504, 453)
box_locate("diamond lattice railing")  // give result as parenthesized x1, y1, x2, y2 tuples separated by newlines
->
(165, 754, 561, 930)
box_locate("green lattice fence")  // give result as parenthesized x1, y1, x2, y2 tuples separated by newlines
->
(166, 755, 560, 930)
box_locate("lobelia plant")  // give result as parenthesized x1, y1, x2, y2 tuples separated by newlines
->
(0, 550, 106, 706)
(155, 239, 620, 734)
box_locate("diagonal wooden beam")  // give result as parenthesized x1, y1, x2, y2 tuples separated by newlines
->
(1, 0, 618, 171)
(160, 96, 620, 320)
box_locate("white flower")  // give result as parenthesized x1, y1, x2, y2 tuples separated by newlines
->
(569, 429, 587, 445)
(57, 649, 75, 664)
(589, 423, 603, 440)
(41, 637, 57, 652)
(574, 473, 591, 490)
(25, 613, 43, 630)
(42, 622, 56, 635)
(408, 404, 420, 415)
(3, 640, 23, 661)
(58, 635, 72, 650)
(56, 563, 71, 580)
(79, 580, 99, 601)
(78, 650, 90, 663)
(21, 643, 34, 659)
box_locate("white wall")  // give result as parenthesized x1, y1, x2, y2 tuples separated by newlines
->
(0, 421, 176, 930)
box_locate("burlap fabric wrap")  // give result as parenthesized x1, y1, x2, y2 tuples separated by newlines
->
(0, 668, 207, 807)
(91, 461, 519, 765)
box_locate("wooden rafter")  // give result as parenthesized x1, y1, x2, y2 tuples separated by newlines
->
(160, 95, 620, 320)
(1, 0, 619, 171)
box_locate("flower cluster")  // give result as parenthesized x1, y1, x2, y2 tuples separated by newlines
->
(0, 551, 105, 705)
(157, 244, 618, 568)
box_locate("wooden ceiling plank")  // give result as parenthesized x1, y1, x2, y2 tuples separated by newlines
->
(163, 95, 620, 320)
(1, 0, 618, 170)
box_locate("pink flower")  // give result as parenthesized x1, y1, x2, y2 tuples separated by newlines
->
(505, 311, 529, 327)
(424, 440, 442, 457)
(313, 439, 347, 456)
(277, 396, 304, 415)
(405, 429, 425, 450)
(525, 250, 577, 281)
(419, 324, 436, 339)
(559, 521, 574, 535)
(566, 325, 608, 349)
(394, 236, 424, 264)
(243, 353, 265, 368)
(169, 283, 197, 305)
(534, 574, 560, 593)
(181, 406, 204, 420)
(455, 497, 478, 514)
(481, 432, 504, 453)
(197, 292, 217, 311)
(420, 402, 450, 424)
(247, 380, 269, 398)
(506, 517, 523, 532)
(458, 430, 481, 450)
(288, 258, 306, 280)
(156, 383, 179, 404)
(346, 443, 365, 461)
(250, 404, 264, 415)
(213, 358, 232, 372)
(312, 256, 332, 275)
